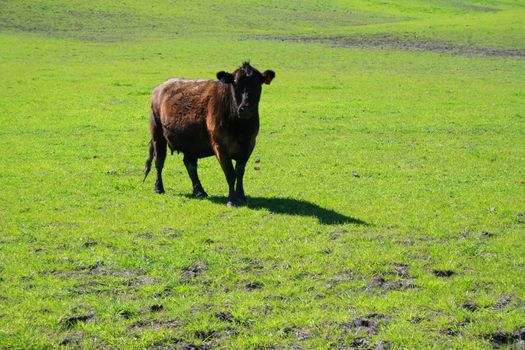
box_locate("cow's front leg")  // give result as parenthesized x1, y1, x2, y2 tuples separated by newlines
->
(213, 144, 241, 207)
(234, 160, 247, 205)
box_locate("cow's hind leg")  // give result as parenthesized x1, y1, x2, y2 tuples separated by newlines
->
(150, 115, 167, 194)
(183, 155, 208, 198)
(153, 137, 167, 193)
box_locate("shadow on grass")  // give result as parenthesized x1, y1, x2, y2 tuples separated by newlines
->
(205, 196, 367, 225)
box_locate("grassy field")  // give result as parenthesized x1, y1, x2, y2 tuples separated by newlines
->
(1, 0, 524, 349)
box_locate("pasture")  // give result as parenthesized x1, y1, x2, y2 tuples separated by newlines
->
(1, 0, 524, 348)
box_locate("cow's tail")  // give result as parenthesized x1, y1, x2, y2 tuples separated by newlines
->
(143, 140, 154, 183)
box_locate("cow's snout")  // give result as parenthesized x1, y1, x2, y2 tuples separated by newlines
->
(238, 105, 254, 119)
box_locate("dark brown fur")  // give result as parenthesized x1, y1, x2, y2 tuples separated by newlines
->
(144, 63, 275, 206)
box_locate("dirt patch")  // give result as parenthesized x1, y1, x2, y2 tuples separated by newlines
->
(431, 269, 455, 277)
(71, 281, 106, 295)
(60, 313, 94, 329)
(297, 272, 323, 280)
(58, 262, 158, 295)
(253, 34, 525, 58)
(494, 295, 514, 310)
(461, 302, 478, 312)
(150, 304, 164, 312)
(343, 313, 393, 336)
(348, 337, 370, 349)
(60, 332, 85, 345)
(326, 269, 359, 288)
(392, 263, 410, 278)
(194, 330, 216, 340)
(517, 212, 525, 224)
(123, 276, 157, 287)
(369, 340, 392, 350)
(214, 311, 235, 323)
(442, 328, 460, 336)
(246, 281, 263, 291)
(129, 318, 178, 331)
(281, 327, 312, 341)
(365, 277, 416, 293)
(240, 257, 264, 271)
(181, 262, 208, 281)
(329, 229, 348, 240)
(83, 240, 98, 248)
(341, 315, 393, 349)
(162, 227, 182, 238)
(485, 327, 525, 347)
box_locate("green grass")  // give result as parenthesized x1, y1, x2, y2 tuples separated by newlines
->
(1, 0, 524, 349)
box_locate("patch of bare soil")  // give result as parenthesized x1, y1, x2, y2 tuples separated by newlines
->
(252, 34, 525, 58)
(245, 281, 263, 291)
(129, 318, 178, 331)
(461, 302, 478, 312)
(180, 262, 208, 281)
(494, 295, 515, 310)
(281, 327, 312, 341)
(214, 311, 235, 323)
(365, 276, 416, 293)
(60, 313, 94, 329)
(343, 313, 393, 336)
(431, 269, 455, 277)
(60, 332, 85, 346)
(392, 263, 410, 278)
(484, 327, 525, 348)
(339, 314, 393, 349)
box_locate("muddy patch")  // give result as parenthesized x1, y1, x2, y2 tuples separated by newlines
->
(251, 34, 525, 58)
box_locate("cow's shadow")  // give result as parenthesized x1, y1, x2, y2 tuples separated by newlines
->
(205, 196, 367, 225)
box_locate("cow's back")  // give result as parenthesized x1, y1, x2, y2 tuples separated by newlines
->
(151, 78, 221, 157)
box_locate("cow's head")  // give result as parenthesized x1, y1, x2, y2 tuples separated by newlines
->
(217, 62, 275, 120)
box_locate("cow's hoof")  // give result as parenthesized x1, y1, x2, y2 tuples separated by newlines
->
(192, 190, 208, 198)
(155, 188, 165, 194)
(227, 199, 246, 208)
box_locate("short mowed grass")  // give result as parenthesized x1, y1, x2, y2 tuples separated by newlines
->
(1, 0, 524, 349)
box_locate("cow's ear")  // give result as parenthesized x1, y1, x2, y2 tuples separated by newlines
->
(217, 71, 234, 84)
(261, 70, 275, 85)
